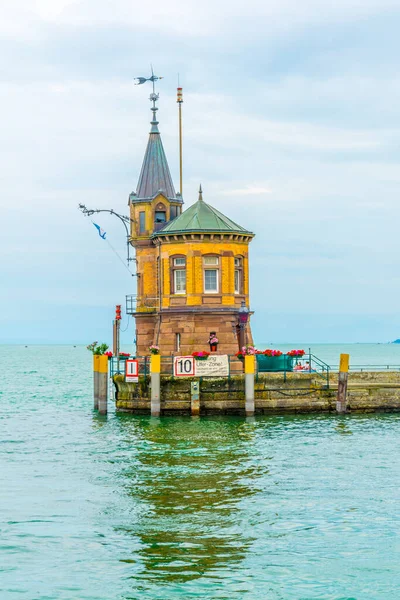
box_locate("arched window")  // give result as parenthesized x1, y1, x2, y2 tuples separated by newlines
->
(154, 203, 166, 231)
(203, 255, 220, 293)
(171, 256, 186, 294)
(234, 256, 243, 294)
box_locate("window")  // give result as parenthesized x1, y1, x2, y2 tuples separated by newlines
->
(175, 333, 181, 352)
(174, 269, 186, 294)
(234, 256, 243, 294)
(155, 211, 166, 223)
(204, 256, 219, 266)
(172, 256, 186, 294)
(234, 270, 240, 294)
(139, 211, 145, 234)
(170, 205, 177, 219)
(204, 270, 218, 292)
(174, 257, 185, 267)
(203, 255, 219, 293)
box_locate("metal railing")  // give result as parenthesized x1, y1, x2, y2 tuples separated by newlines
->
(126, 294, 159, 314)
(330, 364, 400, 372)
(109, 353, 331, 386)
(110, 354, 245, 378)
(255, 352, 330, 388)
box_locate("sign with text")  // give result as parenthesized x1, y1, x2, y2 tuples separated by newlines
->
(195, 354, 229, 377)
(174, 356, 196, 377)
(174, 355, 229, 377)
(125, 359, 139, 382)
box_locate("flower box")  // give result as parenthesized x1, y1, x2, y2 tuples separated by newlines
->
(192, 351, 210, 361)
(256, 354, 294, 372)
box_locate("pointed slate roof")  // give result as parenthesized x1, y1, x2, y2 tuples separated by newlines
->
(134, 109, 180, 202)
(153, 186, 254, 236)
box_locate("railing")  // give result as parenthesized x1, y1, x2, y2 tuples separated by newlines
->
(109, 353, 331, 387)
(330, 364, 400, 372)
(256, 352, 330, 388)
(309, 353, 331, 386)
(109, 355, 244, 378)
(126, 294, 159, 314)
(110, 356, 149, 378)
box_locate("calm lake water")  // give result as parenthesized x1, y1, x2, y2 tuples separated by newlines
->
(1, 345, 400, 599)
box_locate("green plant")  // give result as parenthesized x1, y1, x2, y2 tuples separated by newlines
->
(86, 341, 109, 355)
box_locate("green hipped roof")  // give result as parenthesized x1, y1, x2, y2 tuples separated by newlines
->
(152, 188, 254, 237)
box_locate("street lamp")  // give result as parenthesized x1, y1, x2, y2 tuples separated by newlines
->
(238, 301, 249, 351)
(78, 203, 136, 265)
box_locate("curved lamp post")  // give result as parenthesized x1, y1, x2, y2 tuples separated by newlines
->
(238, 301, 249, 351)
(78, 203, 136, 265)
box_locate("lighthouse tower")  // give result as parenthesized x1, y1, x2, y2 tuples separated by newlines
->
(128, 88, 254, 355)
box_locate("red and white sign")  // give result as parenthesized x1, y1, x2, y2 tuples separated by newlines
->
(173, 355, 229, 377)
(125, 359, 139, 382)
(174, 356, 195, 377)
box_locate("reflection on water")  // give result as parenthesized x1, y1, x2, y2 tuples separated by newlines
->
(2, 345, 400, 600)
(115, 417, 263, 587)
(335, 420, 353, 435)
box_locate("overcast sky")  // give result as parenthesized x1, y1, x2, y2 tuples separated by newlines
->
(2, 0, 400, 344)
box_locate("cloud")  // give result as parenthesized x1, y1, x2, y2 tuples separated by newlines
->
(2, 0, 400, 342)
(4, 0, 400, 39)
(221, 185, 273, 196)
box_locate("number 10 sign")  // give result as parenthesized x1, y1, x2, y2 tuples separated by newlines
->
(174, 356, 195, 377)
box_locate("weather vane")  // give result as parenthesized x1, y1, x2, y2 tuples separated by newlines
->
(134, 66, 164, 130)
(134, 66, 163, 95)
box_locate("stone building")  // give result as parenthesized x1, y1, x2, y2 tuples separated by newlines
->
(128, 92, 254, 356)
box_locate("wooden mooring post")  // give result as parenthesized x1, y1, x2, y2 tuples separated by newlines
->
(191, 380, 200, 416)
(150, 354, 161, 417)
(93, 355, 100, 410)
(98, 355, 109, 415)
(245, 355, 255, 416)
(336, 353, 350, 413)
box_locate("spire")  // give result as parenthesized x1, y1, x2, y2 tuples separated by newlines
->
(133, 70, 181, 203)
(198, 184, 203, 201)
(149, 93, 159, 133)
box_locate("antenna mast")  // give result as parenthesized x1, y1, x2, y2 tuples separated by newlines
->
(177, 83, 183, 196)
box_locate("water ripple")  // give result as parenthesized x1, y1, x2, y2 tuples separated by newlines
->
(1, 346, 400, 599)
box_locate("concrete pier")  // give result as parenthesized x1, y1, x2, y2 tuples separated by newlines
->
(113, 370, 400, 415)
(150, 355, 161, 417)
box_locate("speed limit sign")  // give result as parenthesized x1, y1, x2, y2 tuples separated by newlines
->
(174, 356, 195, 377)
